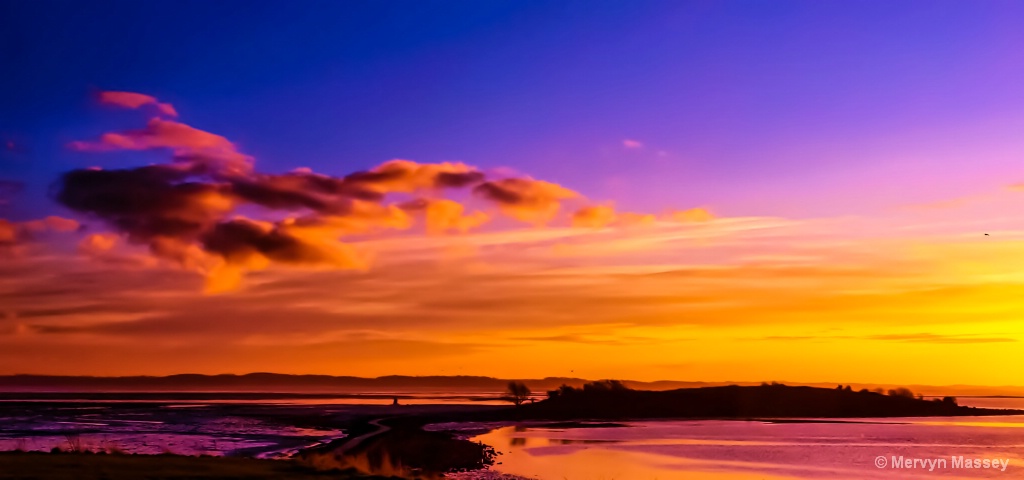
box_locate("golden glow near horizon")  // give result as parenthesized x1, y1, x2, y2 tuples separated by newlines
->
(8, 0, 1024, 401)
(3, 189, 1024, 386)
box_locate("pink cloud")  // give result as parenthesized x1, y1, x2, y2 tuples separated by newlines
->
(69, 118, 252, 176)
(73, 118, 232, 151)
(98, 91, 178, 117)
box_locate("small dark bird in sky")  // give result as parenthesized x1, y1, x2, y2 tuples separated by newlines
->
(985, 233, 989, 236)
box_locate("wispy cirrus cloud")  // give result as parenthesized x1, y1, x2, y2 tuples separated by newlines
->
(4, 214, 1024, 381)
(865, 333, 1018, 344)
(571, 205, 715, 229)
(763, 333, 1017, 344)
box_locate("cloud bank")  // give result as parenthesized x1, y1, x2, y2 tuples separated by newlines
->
(53, 92, 707, 292)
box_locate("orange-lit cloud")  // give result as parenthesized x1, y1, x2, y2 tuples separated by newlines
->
(667, 207, 715, 223)
(98, 91, 178, 117)
(54, 103, 711, 291)
(0, 216, 80, 254)
(572, 205, 617, 228)
(20, 216, 80, 234)
(473, 178, 579, 224)
(59, 99, 448, 289)
(63, 94, 696, 295)
(402, 198, 490, 233)
(616, 212, 657, 227)
(572, 205, 710, 228)
(345, 159, 485, 194)
(59, 104, 506, 289)
(78, 232, 120, 255)
(200, 217, 370, 293)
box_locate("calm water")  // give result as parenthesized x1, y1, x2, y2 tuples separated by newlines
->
(471, 400, 1024, 480)
(0, 392, 505, 458)
(2, 392, 1022, 479)
(0, 403, 344, 458)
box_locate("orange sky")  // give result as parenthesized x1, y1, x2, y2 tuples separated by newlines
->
(3, 183, 1023, 385)
(6, 2, 1024, 388)
(3, 91, 1024, 386)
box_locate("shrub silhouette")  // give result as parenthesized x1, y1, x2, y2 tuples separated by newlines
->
(546, 380, 629, 399)
(887, 387, 915, 398)
(582, 380, 629, 393)
(503, 381, 531, 406)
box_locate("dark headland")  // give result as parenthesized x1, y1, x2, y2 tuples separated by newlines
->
(481, 381, 1021, 420)
(350, 381, 1021, 430)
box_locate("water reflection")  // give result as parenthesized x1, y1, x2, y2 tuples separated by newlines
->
(0, 402, 346, 457)
(473, 416, 1024, 479)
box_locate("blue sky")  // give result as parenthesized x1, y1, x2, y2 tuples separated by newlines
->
(3, 0, 1024, 220)
(5, 1, 1024, 382)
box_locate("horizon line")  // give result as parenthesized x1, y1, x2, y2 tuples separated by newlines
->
(2, 372, 1022, 389)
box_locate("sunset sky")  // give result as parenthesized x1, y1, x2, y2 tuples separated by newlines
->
(2, 1, 1024, 385)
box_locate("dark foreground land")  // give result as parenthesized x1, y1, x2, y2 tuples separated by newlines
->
(1, 384, 1020, 479)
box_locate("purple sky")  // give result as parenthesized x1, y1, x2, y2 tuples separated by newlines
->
(3, 0, 1023, 221)
(4, 1, 1024, 383)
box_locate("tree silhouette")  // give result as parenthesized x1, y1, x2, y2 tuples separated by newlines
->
(503, 381, 532, 406)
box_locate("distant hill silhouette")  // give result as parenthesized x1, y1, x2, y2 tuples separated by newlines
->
(0, 373, 718, 393)
(0, 374, 1022, 397)
(493, 382, 1022, 420)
